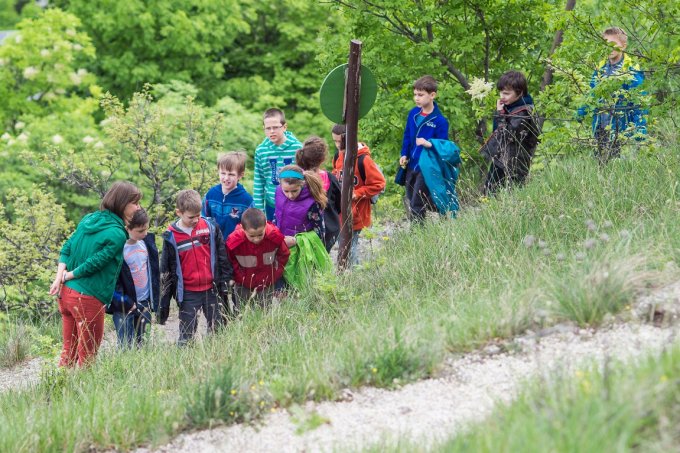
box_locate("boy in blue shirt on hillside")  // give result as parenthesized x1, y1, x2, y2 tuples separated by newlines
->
(399, 75, 450, 221)
(202, 151, 254, 239)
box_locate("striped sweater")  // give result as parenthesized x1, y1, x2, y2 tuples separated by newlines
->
(253, 131, 302, 210)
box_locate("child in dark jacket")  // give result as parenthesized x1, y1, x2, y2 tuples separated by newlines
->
(159, 190, 232, 346)
(295, 136, 341, 252)
(480, 70, 539, 195)
(107, 208, 160, 348)
(226, 208, 290, 308)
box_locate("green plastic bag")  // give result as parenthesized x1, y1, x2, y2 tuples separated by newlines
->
(283, 231, 332, 290)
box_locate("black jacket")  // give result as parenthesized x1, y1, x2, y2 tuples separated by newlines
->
(480, 94, 540, 180)
(106, 233, 160, 314)
(158, 217, 232, 324)
(323, 172, 342, 252)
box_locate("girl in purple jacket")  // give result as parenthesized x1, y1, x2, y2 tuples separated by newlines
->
(274, 164, 327, 248)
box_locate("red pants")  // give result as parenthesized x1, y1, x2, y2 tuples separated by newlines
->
(58, 286, 105, 367)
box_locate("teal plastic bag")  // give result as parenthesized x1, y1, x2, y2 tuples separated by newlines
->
(283, 231, 332, 290)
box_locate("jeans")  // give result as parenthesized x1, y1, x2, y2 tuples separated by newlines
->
(112, 300, 152, 348)
(58, 286, 105, 367)
(178, 289, 219, 346)
(349, 230, 361, 266)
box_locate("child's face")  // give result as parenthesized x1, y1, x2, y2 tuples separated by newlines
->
(219, 167, 242, 193)
(604, 34, 626, 62)
(264, 116, 287, 145)
(413, 89, 436, 109)
(499, 88, 521, 106)
(281, 180, 302, 201)
(176, 209, 201, 230)
(332, 133, 344, 151)
(127, 223, 149, 242)
(244, 226, 266, 245)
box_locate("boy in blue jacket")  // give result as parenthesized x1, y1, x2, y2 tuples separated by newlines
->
(202, 151, 254, 239)
(399, 75, 450, 221)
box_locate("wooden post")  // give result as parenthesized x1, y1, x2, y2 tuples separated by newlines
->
(338, 40, 362, 270)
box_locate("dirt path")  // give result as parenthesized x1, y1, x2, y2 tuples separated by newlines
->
(138, 283, 680, 453)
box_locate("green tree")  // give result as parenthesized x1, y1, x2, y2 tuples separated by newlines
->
(52, 0, 250, 102)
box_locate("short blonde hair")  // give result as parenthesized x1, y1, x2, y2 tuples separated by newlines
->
(603, 27, 628, 45)
(175, 189, 202, 213)
(217, 151, 247, 174)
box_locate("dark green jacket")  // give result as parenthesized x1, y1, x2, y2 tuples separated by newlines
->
(59, 210, 128, 304)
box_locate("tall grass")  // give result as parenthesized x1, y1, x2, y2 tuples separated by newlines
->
(0, 151, 678, 451)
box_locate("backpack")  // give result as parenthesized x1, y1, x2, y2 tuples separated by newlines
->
(333, 152, 385, 204)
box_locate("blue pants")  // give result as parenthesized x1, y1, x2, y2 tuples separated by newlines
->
(112, 300, 152, 348)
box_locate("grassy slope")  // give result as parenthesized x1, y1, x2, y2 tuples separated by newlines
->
(0, 150, 679, 451)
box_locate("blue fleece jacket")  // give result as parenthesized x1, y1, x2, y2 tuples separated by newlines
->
(400, 101, 449, 172)
(202, 183, 254, 239)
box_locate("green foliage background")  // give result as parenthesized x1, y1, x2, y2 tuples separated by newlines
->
(0, 0, 678, 315)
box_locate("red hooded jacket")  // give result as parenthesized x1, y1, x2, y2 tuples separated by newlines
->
(226, 222, 290, 290)
(332, 143, 386, 231)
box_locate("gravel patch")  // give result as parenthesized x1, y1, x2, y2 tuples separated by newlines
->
(0, 357, 45, 393)
(140, 282, 680, 453)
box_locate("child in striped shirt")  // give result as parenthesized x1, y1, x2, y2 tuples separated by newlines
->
(253, 108, 302, 221)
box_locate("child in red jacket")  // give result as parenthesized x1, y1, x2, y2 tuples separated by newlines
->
(226, 208, 290, 308)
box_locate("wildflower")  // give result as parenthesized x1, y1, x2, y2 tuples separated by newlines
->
(538, 240, 547, 249)
(480, 196, 489, 204)
(619, 229, 631, 239)
(82, 135, 94, 144)
(258, 380, 264, 386)
(72, 43, 83, 51)
(229, 411, 235, 417)
(230, 389, 237, 395)
(466, 77, 494, 101)
(603, 220, 613, 229)
(575, 252, 586, 261)
(371, 367, 377, 374)
(15, 121, 25, 130)
(522, 235, 536, 248)
(14, 34, 22, 43)
(660, 375, 668, 383)
(599, 233, 610, 242)
(583, 238, 597, 250)
(259, 401, 265, 407)
(77, 68, 88, 76)
(555, 253, 566, 262)
(69, 72, 82, 85)
(542, 248, 551, 256)
(52, 134, 64, 144)
(382, 236, 389, 241)
(94, 141, 104, 149)
(7, 139, 15, 146)
(66, 28, 76, 37)
(250, 385, 256, 391)
(17, 133, 28, 142)
(23, 66, 39, 80)
(40, 49, 50, 57)
(1, 133, 11, 141)
(585, 219, 597, 232)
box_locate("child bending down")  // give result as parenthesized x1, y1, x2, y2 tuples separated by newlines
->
(226, 208, 290, 309)
(274, 164, 331, 289)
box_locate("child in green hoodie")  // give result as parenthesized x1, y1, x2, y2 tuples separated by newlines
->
(49, 181, 142, 367)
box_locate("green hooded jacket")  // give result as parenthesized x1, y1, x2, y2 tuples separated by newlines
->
(59, 210, 128, 304)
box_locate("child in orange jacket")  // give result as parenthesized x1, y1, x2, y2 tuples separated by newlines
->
(330, 124, 386, 265)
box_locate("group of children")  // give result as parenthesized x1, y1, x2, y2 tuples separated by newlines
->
(108, 108, 386, 346)
(108, 26, 645, 346)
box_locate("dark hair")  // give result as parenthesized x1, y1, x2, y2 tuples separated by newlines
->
(496, 70, 528, 97)
(241, 207, 266, 230)
(175, 189, 202, 213)
(413, 75, 438, 93)
(128, 208, 149, 229)
(296, 136, 328, 170)
(331, 123, 346, 151)
(263, 108, 286, 125)
(100, 181, 142, 220)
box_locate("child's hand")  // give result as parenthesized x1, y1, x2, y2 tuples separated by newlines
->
(399, 156, 408, 167)
(496, 99, 504, 112)
(284, 236, 297, 247)
(415, 137, 431, 148)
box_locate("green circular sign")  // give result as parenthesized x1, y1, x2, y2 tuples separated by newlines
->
(319, 64, 377, 124)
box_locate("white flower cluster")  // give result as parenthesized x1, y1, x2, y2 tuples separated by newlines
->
(23, 66, 40, 80)
(466, 77, 494, 101)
